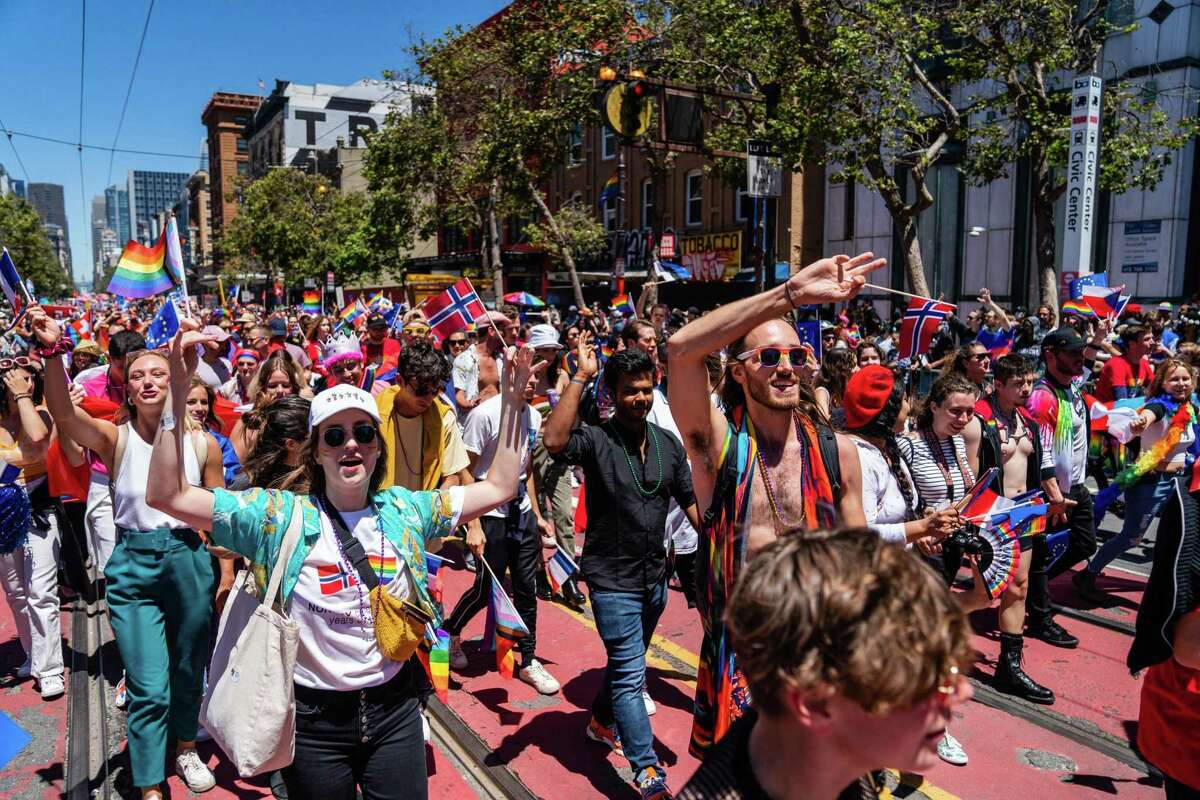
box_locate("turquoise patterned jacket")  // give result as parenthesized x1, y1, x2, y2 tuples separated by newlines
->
(210, 486, 457, 627)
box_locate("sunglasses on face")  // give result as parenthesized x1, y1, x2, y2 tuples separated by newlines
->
(736, 346, 807, 369)
(447, 338, 468, 347)
(322, 423, 378, 448)
(0, 356, 35, 371)
(969, 353, 990, 362)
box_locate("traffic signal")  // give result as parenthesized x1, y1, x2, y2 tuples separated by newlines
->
(600, 72, 653, 141)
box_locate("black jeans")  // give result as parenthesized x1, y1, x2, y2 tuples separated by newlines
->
(1027, 482, 1095, 625)
(443, 511, 539, 662)
(284, 665, 427, 800)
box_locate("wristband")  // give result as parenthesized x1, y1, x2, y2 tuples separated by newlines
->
(35, 334, 73, 359)
(784, 280, 802, 309)
(570, 377, 589, 386)
(11, 394, 32, 401)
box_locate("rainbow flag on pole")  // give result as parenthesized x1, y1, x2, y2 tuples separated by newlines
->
(1062, 299, 1097, 319)
(611, 293, 634, 316)
(418, 625, 451, 703)
(481, 569, 529, 679)
(302, 290, 321, 314)
(337, 300, 366, 329)
(545, 549, 578, 594)
(598, 172, 619, 207)
(107, 235, 174, 298)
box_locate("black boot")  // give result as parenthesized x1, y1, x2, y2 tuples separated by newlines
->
(1072, 569, 1109, 605)
(562, 578, 586, 608)
(1026, 617, 1079, 648)
(536, 570, 554, 601)
(993, 633, 1055, 705)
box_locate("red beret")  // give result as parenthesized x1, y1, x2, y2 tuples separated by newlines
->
(843, 365, 895, 430)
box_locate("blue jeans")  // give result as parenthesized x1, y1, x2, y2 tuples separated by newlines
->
(589, 581, 668, 774)
(1090, 473, 1176, 574)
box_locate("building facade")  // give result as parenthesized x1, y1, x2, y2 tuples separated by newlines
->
(823, 2, 1200, 311)
(181, 170, 213, 281)
(90, 195, 107, 274)
(127, 170, 190, 245)
(201, 92, 258, 248)
(25, 183, 72, 274)
(0, 163, 25, 200)
(104, 184, 131, 245)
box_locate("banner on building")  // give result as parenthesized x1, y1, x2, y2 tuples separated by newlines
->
(680, 231, 743, 281)
(1061, 76, 1103, 277)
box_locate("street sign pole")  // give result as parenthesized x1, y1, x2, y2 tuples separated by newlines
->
(1061, 76, 1103, 278)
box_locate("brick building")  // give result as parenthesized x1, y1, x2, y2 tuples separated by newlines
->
(201, 92, 259, 250)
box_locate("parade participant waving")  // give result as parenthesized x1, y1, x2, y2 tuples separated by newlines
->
(1077, 358, 1200, 602)
(0, 354, 67, 700)
(667, 252, 881, 758)
(544, 335, 700, 800)
(144, 322, 537, 800)
(27, 305, 226, 800)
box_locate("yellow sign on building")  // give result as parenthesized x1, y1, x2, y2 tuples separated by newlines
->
(678, 231, 743, 281)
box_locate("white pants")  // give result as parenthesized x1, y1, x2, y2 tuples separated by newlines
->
(0, 506, 65, 678)
(85, 475, 117, 574)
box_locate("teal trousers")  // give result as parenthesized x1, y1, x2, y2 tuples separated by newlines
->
(105, 528, 214, 788)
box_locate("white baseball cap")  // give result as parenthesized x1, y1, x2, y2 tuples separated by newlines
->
(526, 324, 562, 350)
(309, 385, 382, 430)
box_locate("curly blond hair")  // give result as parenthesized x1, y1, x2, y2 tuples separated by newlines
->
(726, 528, 974, 717)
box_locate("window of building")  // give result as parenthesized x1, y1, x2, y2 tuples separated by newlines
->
(602, 126, 617, 160)
(685, 170, 703, 227)
(735, 176, 752, 223)
(236, 162, 249, 176)
(234, 115, 250, 127)
(603, 198, 617, 232)
(641, 178, 654, 228)
(568, 125, 583, 165)
(236, 138, 248, 153)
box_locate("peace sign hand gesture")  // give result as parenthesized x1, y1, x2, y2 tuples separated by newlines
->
(785, 252, 887, 307)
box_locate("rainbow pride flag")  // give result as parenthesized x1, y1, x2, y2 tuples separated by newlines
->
(611, 293, 634, 315)
(1061, 299, 1097, 319)
(365, 290, 386, 310)
(338, 300, 366, 329)
(368, 553, 398, 583)
(301, 290, 321, 314)
(598, 172, 619, 206)
(106, 236, 174, 298)
(418, 625, 451, 702)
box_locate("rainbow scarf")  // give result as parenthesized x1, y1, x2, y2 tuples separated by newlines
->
(1095, 396, 1200, 518)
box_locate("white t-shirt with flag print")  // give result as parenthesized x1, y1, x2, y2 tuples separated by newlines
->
(289, 489, 463, 691)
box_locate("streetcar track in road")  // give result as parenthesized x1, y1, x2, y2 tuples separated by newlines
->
(1050, 602, 1137, 636)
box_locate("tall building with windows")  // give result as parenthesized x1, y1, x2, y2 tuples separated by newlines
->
(26, 183, 71, 273)
(90, 195, 107, 272)
(127, 170, 190, 244)
(104, 184, 131, 245)
(201, 92, 259, 249)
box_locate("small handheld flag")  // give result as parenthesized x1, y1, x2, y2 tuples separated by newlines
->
(420, 278, 487, 343)
(480, 557, 529, 679)
(545, 549, 579, 594)
(611, 293, 634, 316)
(417, 625, 451, 703)
(107, 235, 174, 299)
(0, 249, 33, 320)
(975, 327, 1013, 358)
(301, 290, 321, 314)
(144, 298, 182, 349)
(1061, 299, 1098, 319)
(898, 298, 954, 361)
(794, 320, 822, 365)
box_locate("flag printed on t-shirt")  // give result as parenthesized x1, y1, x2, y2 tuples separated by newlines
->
(369, 553, 398, 584)
(316, 563, 358, 595)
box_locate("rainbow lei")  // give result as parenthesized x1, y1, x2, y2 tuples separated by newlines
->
(1095, 396, 1198, 519)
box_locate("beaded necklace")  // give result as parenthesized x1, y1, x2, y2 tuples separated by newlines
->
(754, 411, 807, 529)
(319, 494, 376, 637)
(608, 420, 663, 496)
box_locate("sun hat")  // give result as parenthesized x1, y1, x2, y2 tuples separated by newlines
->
(843, 365, 895, 429)
(309, 385, 382, 429)
(526, 324, 562, 350)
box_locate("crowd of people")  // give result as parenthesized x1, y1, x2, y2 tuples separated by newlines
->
(0, 254, 1198, 800)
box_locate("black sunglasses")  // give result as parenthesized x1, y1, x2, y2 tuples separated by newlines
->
(322, 423, 378, 448)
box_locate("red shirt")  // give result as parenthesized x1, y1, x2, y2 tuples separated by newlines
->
(362, 336, 400, 374)
(1094, 355, 1153, 403)
(1138, 656, 1200, 788)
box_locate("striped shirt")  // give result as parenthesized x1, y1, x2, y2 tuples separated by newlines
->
(896, 432, 975, 509)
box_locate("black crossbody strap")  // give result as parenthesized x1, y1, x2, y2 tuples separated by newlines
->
(320, 494, 380, 591)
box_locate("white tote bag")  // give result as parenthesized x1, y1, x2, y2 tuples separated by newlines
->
(201, 497, 303, 777)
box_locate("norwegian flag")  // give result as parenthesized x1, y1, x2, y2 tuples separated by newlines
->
(420, 277, 487, 342)
(316, 563, 358, 596)
(898, 297, 955, 360)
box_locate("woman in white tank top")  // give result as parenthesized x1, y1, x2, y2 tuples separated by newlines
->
(27, 307, 226, 800)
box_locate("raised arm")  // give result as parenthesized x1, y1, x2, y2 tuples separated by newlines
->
(457, 345, 537, 523)
(668, 253, 886, 475)
(977, 288, 1012, 332)
(25, 306, 117, 463)
(543, 331, 597, 454)
(3, 368, 50, 453)
(145, 322, 219, 532)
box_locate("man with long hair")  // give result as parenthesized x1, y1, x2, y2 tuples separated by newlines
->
(667, 253, 884, 757)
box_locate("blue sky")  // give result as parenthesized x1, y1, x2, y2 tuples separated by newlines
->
(0, 0, 506, 285)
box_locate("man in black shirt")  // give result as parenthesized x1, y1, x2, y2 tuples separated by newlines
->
(678, 530, 974, 800)
(544, 339, 700, 800)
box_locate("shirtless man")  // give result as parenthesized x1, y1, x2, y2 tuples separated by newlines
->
(963, 353, 1059, 704)
(667, 252, 884, 756)
(453, 311, 515, 417)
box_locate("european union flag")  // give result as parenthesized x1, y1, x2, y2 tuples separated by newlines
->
(795, 320, 822, 364)
(144, 299, 181, 349)
(1069, 273, 1107, 300)
(1046, 529, 1070, 568)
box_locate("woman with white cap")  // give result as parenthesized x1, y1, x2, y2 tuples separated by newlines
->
(145, 322, 537, 800)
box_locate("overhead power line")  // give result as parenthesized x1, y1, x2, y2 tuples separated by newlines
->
(107, 0, 157, 186)
(1, 127, 201, 161)
(0, 115, 31, 182)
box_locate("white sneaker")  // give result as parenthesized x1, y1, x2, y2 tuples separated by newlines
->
(194, 724, 212, 743)
(39, 673, 65, 700)
(449, 636, 468, 671)
(16, 658, 31, 678)
(518, 659, 560, 695)
(936, 731, 968, 766)
(175, 748, 216, 792)
(642, 690, 656, 716)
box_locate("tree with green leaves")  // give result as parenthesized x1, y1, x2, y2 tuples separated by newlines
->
(0, 193, 70, 298)
(220, 167, 382, 290)
(366, 0, 632, 307)
(951, 0, 1200, 317)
